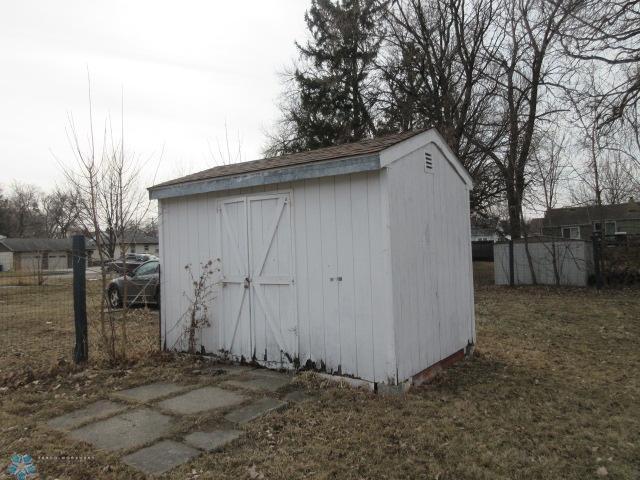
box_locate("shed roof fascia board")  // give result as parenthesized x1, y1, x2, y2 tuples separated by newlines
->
(149, 153, 381, 200)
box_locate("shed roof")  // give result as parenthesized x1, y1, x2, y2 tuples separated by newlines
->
(151, 130, 425, 192)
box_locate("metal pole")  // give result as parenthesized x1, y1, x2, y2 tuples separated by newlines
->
(508, 239, 515, 286)
(72, 235, 88, 363)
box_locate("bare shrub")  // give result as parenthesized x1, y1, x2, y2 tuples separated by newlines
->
(176, 259, 222, 354)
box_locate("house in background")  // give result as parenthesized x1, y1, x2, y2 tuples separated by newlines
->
(122, 234, 159, 255)
(88, 232, 160, 259)
(541, 198, 640, 240)
(0, 238, 96, 272)
(470, 216, 502, 242)
(470, 216, 505, 261)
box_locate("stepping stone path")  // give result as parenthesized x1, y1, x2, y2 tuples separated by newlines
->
(122, 440, 200, 476)
(46, 366, 310, 476)
(184, 430, 244, 452)
(112, 382, 188, 403)
(47, 400, 127, 431)
(224, 397, 287, 424)
(69, 408, 174, 452)
(157, 386, 247, 415)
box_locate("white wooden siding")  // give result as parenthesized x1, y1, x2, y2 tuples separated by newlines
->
(385, 143, 475, 382)
(159, 174, 396, 383)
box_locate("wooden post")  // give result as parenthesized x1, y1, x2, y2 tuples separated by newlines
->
(508, 239, 515, 286)
(592, 233, 603, 290)
(72, 235, 88, 363)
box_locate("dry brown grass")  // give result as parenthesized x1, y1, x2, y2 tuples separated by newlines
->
(1, 262, 639, 479)
(0, 276, 158, 383)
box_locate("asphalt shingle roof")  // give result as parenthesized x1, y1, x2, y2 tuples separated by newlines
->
(0, 238, 76, 252)
(150, 130, 425, 190)
(543, 200, 640, 226)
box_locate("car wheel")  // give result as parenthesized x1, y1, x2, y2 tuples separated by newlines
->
(108, 285, 122, 309)
(154, 286, 161, 309)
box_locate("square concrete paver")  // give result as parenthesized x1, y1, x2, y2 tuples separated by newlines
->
(184, 430, 244, 452)
(122, 440, 200, 476)
(69, 408, 174, 452)
(47, 400, 127, 431)
(112, 382, 190, 403)
(224, 397, 287, 424)
(156, 387, 247, 415)
(222, 374, 291, 393)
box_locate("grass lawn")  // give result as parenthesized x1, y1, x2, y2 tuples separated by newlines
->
(1, 262, 639, 479)
(0, 274, 158, 379)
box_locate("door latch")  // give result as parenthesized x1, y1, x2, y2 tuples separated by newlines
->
(244, 277, 250, 289)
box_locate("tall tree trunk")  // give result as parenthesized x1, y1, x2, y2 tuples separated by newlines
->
(506, 187, 522, 239)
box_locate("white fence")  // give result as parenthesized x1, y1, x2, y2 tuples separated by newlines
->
(494, 240, 594, 286)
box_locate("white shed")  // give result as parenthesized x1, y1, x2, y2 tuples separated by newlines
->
(149, 129, 475, 387)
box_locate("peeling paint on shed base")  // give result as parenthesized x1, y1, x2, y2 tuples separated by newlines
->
(410, 348, 467, 387)
(377, 348, 468, 394)
(315, 347, 470, 394)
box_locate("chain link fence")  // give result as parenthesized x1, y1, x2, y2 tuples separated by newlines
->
(596, 233, 640, 284)
(0, 248, 160, 384)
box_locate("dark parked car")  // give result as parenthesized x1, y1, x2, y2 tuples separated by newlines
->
(107, 260, 160, 308)
(108, 253, 159, 274)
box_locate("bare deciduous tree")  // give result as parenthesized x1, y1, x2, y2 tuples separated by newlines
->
(58, 76, 156, 364)
(8, 182, 42, 237)
(41, 186, 80, 238)
(531, 130, 568, 284)
(478, 0, 580, 238)
(561, 0, 640, 124)
(378, 0, 505, 212)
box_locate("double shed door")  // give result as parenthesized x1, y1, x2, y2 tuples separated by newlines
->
(218, 192, 297, 366)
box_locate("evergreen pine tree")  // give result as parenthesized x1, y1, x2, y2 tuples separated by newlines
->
(267, 0, 385, 155)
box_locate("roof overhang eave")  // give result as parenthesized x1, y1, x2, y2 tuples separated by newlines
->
(148, 153, 381, 200)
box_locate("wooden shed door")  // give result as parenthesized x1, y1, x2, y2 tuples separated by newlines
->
(220, 197, 252, 360)
(220, 193, 296, 366)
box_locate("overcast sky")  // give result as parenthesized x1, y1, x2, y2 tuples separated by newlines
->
(0, 0, 310, 192)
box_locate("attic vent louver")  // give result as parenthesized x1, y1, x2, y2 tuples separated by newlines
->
(424, 151, 433, 171)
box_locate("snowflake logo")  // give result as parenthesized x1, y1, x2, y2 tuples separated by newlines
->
(6, 454, 37, 480)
